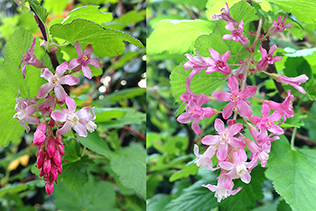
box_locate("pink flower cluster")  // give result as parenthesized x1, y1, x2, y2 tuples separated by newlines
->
(14, 39, 100, 195)
(178, 3, 309, 202)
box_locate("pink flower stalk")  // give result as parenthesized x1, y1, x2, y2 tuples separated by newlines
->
(203, 174, 242, 202)
(51, 96, 95, 137)
(180, 78, 209, 109)
(257, 45, 283, 70)
(177, 103, 215, 136)
(212, 75, 257, 119)
(68, 41, 102, 79)
(202, 49, 231, 75)
(250, 103, 284, 135)
(33, 122, 47, 146)
(266, 90, 294, 123)
(212, 3, 239, 28)
(37, 62, 79, 101)
(19, 38, 44, 78)
(201, 118, 245, 161)
(13, 96, 40, 133)
(183, 52, 209, 79)
(193, 144, 218, 171)
(222, 20, 249, 45)
(268, 15, 293, 36)
(219, 149, 251, 184)
(276, 74, 309, 94)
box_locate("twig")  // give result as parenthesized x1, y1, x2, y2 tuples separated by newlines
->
(182, 4, 197, 20)
(122, 125, 146, 141)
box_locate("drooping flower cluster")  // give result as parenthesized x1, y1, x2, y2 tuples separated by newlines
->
(177, 3, 309, 202)
(13, 39, 100, 195)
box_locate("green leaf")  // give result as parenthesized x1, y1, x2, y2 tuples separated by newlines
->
(0, 28, 45, 147)
(265, 135, 316, 211)
(277, 199, 292, 211)
(169, 161, 199, 182)
(94, 107, 126, 122)
(111, 144, 146, 199)
(61, 155, 94, 191)
(283, 47, 316, 57)
(147, 194, 172, 211)
(61, 5, 113, 25)
(43, 0, 71, 15)
(163, 0, 208, 10)
(266, 0, 316, 24)
(107, 10, 146, 30)
(147, 19, 214, 55)
(55, 176, 116, 211)
(79, 131, 113, 159)
(305, 78, 316, 101)
(170, 61, 226, 104)
(27, 0, 49, 25)
(0, 180, 44, 198)
(281, 114, 307, 128)
(283, 57, 312, 79)
(50, 19, 143, 57)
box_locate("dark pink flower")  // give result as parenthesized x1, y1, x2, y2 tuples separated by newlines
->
(202, 173, 242, 202)
(19, 38, 44, 78)
(267, 90, 294, 123)
(68, 41, 102, 79)
(51, 96, 95, 137)
(33, 122, 47, 146)
(268, 15, 293, 36)
(37, 62, 79, 101)
(201, 118, 245, 161)
(202, 49, 231, 75)
(212, 75, 257, 119)
(212, 3, 239, 28)
(183, 52, 209, 78)
(257, 45, 283, 70)
(222, 20, 249, 45)
(277, 74, 309, 94)
(180, 78, 208, 109)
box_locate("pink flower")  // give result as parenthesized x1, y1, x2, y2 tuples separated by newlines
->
(246, 138, 271, 168)
(247, 123, 279, 147)
(257, 45, 283, 70)
(193, 144, 218, 171)
(68, 41, 102, 79)
(219, 149, 251, 184)
(222, 20, 249, 45)
(202, 49, 231, 75)
(277, 74, 309, 94)
(212, 3, 239, 28)
(79, 107, 97, 133)
(51, 96, 95, 137)
(183, 52, 209, 79)
(19, 38, 44, 78)
(201, 119, 245, 161)
(250, 103, 283, 135)
(268, 15, 293, 36)
(13, 95, 40, 133)
(266, 90, 294, 123)
(212, 75, 257, 119)
(202, 174, 242, 202)
(33, 122, 47, 146)
(180, 78, 209, 109)
(37, 62, 79, 101)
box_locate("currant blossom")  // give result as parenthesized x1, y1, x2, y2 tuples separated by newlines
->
(246, 138, 271, 169)
(212, 75, 257, 119)
(180, 78, 209, 109)
(247, 122, 279, 147)
(79, 107, 97, 133)
(212, 3, 239, 28)
(275, 74, 309, 94)
(202, 49, 231, 75)
(257, 45, 283, 70)
(194, 144, 218, 171)
(13, 95, 40, 133)
(183, 51, 209, 79)
(219, 149, 251, 184)
(68, 41, 102, 79)
(268, 15, 293, 36)
(222, 20, 249, 45)
(33, 122, 47, 146)
(19, 38, 44, 78)
(37, 61, 79, 101)
(203, 174, 242, 202)
(201, 118, 245, 161)
(51, 96, 95, 137)
(250, 103, 283, 135)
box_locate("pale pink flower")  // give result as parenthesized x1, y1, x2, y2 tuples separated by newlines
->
(250, 103, 283, 135)
(33, 122, 47, 146)
(19, 38, 44, 78)
(246, 138, 271, 169)
(277, 74, 309, 94)
(79, 107, 97, 133)
(219, 149, 251, 184)
(267, 90, 294, 123)
(193, 144, 218, 171)
(268, 15, 293, 36)
(183, 51, 209, 79)
(257, 45, 283, 70)
(212, 75, 257, 119)
(68, 41, 102, 79)
(212, 3, 239, 28)
(51, 96, 94, 137)
(203, 174, 242, 202)
(201, 119, 245, 161)
(222, 20, 249, 45)
(37, 62, 79, 101)
(202, 49, 231, 75)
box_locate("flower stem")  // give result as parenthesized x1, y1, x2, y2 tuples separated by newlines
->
(291, 127, 297, 150)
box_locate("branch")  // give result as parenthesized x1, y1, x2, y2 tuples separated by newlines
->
(122, 125, 146, 141)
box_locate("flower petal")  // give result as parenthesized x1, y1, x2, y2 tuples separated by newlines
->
(201, 135, 220, 145)
(222, 102, 235, 119)
(74, 41, 83, 58)
(40, 68, 54, 81)
(212, 91, 231, 101)
(227, 75, 239, 93)
(68, 58, 81, 70)
(59, 75, 79, 86)
(65, 96, 77, 113)
(54, 85, 68, 102)
(37, 83, 53, 99)
(74, 122, 88, 137)
(76, 107, 91, 119)
(83, 44, 93, 57)
(87, 58, 102, 68)
(177, 112, 193, 123)
(51, 110, 67, 122)
(55, 61, 68, 77)
(82, 65, 92, 79)
(56, 121, 72, 135)
(191, 119, 201, 136)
